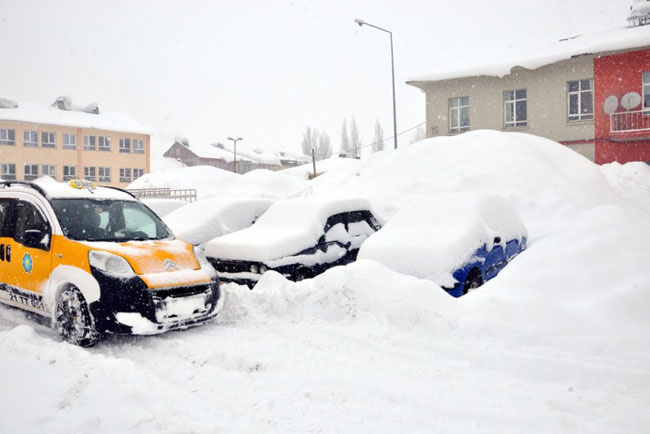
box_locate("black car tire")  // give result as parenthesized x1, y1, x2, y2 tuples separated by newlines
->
(463, 268, 483, 295)
(55, 286, 101, 347)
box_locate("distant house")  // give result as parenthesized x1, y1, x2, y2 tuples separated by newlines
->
(0, 96, 150, 186)
(407, 17, 650, 164)
(163, 140, 310, 173)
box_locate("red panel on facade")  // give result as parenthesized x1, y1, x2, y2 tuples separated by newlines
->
(594, 48, 650, 164)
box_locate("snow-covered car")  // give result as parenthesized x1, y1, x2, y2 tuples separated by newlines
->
(204, 197, 381, 287)
(358, 192, 527, 297)
(0, 180, 223, 346)
(163, 197, 274, 247)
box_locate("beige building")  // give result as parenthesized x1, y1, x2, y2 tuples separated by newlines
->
(0, 98, 149, 188)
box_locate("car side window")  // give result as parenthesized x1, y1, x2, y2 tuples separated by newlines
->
(0, 198, 13, 237)
(13, 200, 51, 251)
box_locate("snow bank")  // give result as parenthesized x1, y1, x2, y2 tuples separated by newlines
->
(600, 161, 650, 215)
(163, 197, 274, 246)
(204, 197, 373, 262)
(282, 156, 364, 182)
(128, 165, 306, 200)
(306, 130, 619, 239)
(358, 192, 527, 287)
(141, 198, 187, 217)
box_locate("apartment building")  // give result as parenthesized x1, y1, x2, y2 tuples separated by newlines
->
(0, 98, 150, 187)
(407, 23, 650, 164)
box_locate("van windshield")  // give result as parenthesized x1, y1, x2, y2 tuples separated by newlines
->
(51, 199, 172, 242)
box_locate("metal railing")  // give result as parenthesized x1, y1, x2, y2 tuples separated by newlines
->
(610, 109, 650, 133)
(127, 187, 197, 202)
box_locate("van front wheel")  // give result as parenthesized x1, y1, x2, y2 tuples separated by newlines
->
(55, 287, 101, 347)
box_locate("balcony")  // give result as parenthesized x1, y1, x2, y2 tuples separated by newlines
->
(610, 109, 650, 133)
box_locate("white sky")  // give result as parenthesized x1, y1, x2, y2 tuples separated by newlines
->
(0, 0, 629, 155)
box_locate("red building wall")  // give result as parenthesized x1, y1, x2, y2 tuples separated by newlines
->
(594, 48, 650, 164)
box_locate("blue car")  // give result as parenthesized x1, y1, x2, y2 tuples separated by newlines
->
(358, 192, 528, 297)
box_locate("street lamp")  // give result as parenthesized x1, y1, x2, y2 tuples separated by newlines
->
(227, 136, 243, 173)
(354, 18, 397, 150)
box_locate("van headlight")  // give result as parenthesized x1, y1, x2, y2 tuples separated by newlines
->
(89, 250, 135, 276)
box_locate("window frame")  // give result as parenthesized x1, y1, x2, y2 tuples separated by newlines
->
(449, 96, 470, 133)
(24, 164, 39, 181)
(83, 135, 96, 151)
(23, 130, 38, 147)
(41, 132, 56, 148)
(567, 79, 594, 122)
(63, 165, 77, 181)
(0, 128, 16, 145)
(119, 138, 131, 153)
(98, 167, 111, 182)
(643, 71, 650, 113)
(119, 167, 132, 183)
(42, 164, 56, 180)
(504, 89, 528, 128)
(1, 163, 16, 180)
(133, 139, 145, 154)
(63, 133, 76, 150)
(84, 166, 97, 181)
(98, 136, 111, 151)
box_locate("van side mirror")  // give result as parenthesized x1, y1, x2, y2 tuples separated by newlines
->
(23, 229, 48, 250)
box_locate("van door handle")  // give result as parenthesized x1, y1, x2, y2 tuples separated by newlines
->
(0, 244, 4, 261)
(5, 244, 10, 262)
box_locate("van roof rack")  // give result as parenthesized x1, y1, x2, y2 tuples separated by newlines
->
(0, 181, 48, 197)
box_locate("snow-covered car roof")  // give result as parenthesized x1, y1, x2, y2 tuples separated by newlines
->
(164, 197, 274, 246)
(28, 178, 137, 201)
(204, 196, 373, 262)
(358, 192, 528, 287)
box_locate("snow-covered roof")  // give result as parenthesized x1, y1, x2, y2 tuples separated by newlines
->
(204, 197, 373, 262)
(408, 25, 650, 83)
(0, 100, 150, 135)
(32, 178, 136, 200)
(628, 0, 650, 22)
(181, 142, 282, 166)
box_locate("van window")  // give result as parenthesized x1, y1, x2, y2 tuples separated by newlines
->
(14, 201, 51, 250)
(51, 198, 171, 242)
(0, 199, 13, 237)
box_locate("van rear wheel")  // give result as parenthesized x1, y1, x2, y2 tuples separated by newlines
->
(463, 269, 483, 295)
(55, 287, 100, 347)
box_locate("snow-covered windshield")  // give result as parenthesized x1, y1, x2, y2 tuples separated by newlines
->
(51, 199, 172, 242)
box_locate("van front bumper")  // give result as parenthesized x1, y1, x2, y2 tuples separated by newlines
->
(89, 267, 222, 335)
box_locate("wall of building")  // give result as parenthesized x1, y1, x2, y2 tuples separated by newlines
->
(0, 120, 149, 187)
(594, 47, 650, 164)
(416, 55, 596, 160)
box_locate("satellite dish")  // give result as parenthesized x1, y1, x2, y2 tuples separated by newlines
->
(603, 95, 619, 115)
(621, 92, 642, 110)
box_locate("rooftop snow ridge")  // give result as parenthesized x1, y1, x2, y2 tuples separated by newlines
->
(0, 99, 150, 134)
(408, 24, 650, 82)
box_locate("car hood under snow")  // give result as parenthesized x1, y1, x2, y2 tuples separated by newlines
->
(204, 197, 373, 262)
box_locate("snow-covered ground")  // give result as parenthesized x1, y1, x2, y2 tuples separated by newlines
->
(2, 130, 650, 433)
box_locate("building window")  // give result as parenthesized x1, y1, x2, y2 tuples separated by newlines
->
(133, 139, 145, 154)
(42, 132, 56, 148)
(133, 168, 144, 179)
(24, 131, 38, 147)
(504, 89, 527, 128)
(449, 96, 470, 133)
(83, 135, 96, 150)
(119, 168, 131, 183)
(63, 165, 76, 181)
(1, 163, 16, 180)
(24, 164, 38, 181)
(63, 133, 76, 150)
(641, 71, 650, 110)
(84, 166, 96, 181)
(98, 136, 111, 151)
(567, 79, 594, 121)
(42, 165, 56, 180)
(119, 138, 131, 153)
(98, 167, 111, 182)
(0, 129, 16, 145)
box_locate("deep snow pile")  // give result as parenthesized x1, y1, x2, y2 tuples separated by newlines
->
(163, 197, 274, 246)
(128, 166, 306, 200)
(2, 130, 650, 433)
(358, 192, 527, 287)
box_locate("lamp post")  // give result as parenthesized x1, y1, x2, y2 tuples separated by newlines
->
(354, 18, 397, 150)
(227, 136, 243, 173)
